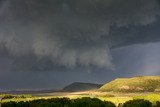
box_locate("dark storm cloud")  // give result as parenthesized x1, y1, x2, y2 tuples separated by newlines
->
(0, 0, 160, 71)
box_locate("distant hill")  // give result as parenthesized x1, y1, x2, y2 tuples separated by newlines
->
(99, 76, 160, 92)
(62, 82, 103, 92)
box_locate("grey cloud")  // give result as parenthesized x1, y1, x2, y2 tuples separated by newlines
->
(0, 0, 160, 71)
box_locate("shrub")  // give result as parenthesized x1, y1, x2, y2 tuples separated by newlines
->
(71, 97, 115, 107)
(1, 97, 116, 107)
(2, 94, 14, 99)
(154, 101, 160, 107)
(1, 101, 16, 107)
(122, 99, 152, 107)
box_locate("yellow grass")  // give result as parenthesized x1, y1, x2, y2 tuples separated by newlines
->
(1, 91, 160, 106)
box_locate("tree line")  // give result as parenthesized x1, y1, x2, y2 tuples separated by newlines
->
(1, 97, 160, 107)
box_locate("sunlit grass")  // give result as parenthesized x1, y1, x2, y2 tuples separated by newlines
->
(100, 76, 160, 92)
(133, 94, 160, 104)
(1, 92, 160, 106)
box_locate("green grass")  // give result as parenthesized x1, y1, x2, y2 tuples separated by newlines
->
(1, 94, 130, 106)
(99, 96, 132, 106)
(99, 76, 160, 92)
(133, 94, 160, 104)
(2, 93, 160, 106)
(1, 95, 132, 106)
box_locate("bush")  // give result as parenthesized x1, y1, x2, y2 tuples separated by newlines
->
(122, 99, 152, 107)
(2, 94, 14, 99)
(70, 97, 115, 107)
(154, 101, 160, 107)
(1, 97, 116, 107)
(1, 101, 16, 107)
(0, 94, 32, 100)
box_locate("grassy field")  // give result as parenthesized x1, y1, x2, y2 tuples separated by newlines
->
(1, 91, 160, 106)
(100, 76, 160, 92)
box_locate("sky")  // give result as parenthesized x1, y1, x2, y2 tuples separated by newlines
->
(0, 0, 160, 90)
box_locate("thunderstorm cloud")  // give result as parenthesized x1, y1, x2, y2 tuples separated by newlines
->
(0, 0, 160, 71)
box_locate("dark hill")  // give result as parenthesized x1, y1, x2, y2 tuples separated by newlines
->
(62, 82, 103, 92)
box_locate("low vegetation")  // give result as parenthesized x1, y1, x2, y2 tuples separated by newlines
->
(2, 93, 160, 106)
(122, 99, 152, 107)
(0, 94, 33, 99)
(100, 76, 160, 92)
(1, 97, 116, 107)
(133, 94, 160, 105)
(2, 97, 160, 107)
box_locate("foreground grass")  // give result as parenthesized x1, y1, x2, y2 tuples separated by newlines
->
(1, 92, 160, 106)
(4, 97, 158, 107)
(1, 94, 131, 106)
(2, 97, 116, 107)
